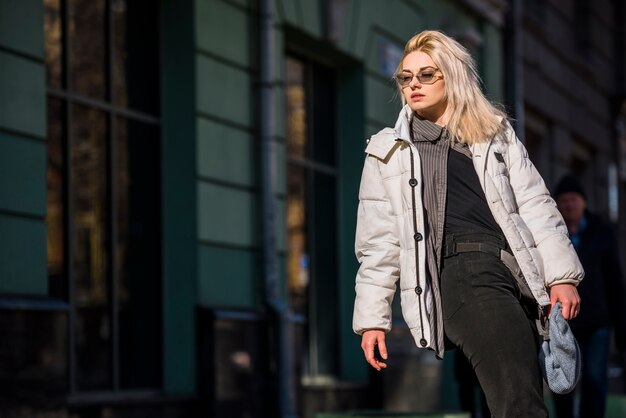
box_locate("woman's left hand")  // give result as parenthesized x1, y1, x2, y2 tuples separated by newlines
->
(549, 283, 581, 320)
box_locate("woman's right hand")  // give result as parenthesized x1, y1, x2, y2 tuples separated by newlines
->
(361, 329, 388, 371)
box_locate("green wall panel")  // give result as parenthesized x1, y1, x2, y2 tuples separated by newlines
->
(349, 0, 424, 64)
(366, 76, 401, 127)
(276, 0, 299, 26)
(197, 117, 254, 186)
(366, 122, 385, 139)
(0, 134, 46, 216)
(481, 23, 503, 102)
(198, 182, 256, 247)
(198, 245, 256, 307)
(0, 0, 44, 58)
(0, 214, 47, 295)
(0, 51, 46, 138)
(423, 0, 476, 30)
(196, 0, 250, 67)
(196, 55, 251, 127)
(297, 0, 322, 38)
(227, 0, 249, 8)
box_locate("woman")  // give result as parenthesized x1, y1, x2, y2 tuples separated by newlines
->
(352, 30, 583, 417)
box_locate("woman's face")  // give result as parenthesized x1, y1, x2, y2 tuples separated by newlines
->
(399, 50, 447, 124)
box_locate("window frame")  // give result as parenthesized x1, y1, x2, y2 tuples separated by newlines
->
(284, 52, 340, 380)
(44, 0, 162, 396)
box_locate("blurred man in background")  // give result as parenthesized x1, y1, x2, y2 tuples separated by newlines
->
(553, 175, 626, 418)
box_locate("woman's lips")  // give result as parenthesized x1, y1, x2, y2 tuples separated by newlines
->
(411, 93, 424, 100)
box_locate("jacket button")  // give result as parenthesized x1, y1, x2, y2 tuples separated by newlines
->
(414, 286, 422, 295)
(409, 178, 418, 187)
(414, 232, 423, 241)
(419, 338, 427, 347)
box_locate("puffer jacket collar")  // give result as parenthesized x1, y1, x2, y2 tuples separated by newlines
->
(365, 105, 413, 161)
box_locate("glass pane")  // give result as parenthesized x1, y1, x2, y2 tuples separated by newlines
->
(112, 0, 160, 115)
(311, 172, 338, 375)
(211, 317, 273, 417)
(72, 104, 111, 390)
(286, 57, 307, 159)
(311, 64, 336, 166)
(116, 117, 162, 389)
(69, 0, 106, 99)
(47, 98, 67, 300)
(44, 0, 63, 89)
(286, 164, 308, 314)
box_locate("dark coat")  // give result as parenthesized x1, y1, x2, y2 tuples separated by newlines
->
(569, 212, 626, 350)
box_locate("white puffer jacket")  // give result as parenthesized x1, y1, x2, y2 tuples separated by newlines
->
(353, 105, 584, 356)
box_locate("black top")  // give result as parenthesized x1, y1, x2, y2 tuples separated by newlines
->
(444, 147, 502, 236)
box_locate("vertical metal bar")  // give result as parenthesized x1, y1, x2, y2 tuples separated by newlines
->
(61, 0, 78, 395)
(259, 0, 298, 416)
(306, 63, 318, 377)
(107, 0, 120, 392)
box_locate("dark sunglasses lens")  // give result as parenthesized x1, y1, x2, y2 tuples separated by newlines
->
(396, 75, 411, 86)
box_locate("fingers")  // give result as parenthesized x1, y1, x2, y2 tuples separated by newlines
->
(560, 298, 581, 320)
(361, 330, 388, 371)
(378, 337, 388, 361)
(549, 284, 581, 320)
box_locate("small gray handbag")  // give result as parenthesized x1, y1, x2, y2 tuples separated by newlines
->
(538, 302, 582, 394)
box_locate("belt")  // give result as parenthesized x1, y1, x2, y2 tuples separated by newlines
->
(442, 232, 549, 339)
(443, 241, 505, 258)
(443, 231, 508, 257)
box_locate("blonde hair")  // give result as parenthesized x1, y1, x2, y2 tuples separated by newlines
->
(396, 30, 507, 144)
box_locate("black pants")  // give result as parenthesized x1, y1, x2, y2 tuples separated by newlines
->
(441, 235, 547, 418)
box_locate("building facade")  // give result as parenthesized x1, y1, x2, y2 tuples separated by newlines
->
(512, 0, 626, 404)
(5, 0, 624, 417)
(512, 0, 626, 239)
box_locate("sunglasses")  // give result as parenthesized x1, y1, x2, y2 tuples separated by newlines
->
(395, 67, 442, 86)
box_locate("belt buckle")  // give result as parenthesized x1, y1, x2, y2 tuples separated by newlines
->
(444, 241, 456, 257)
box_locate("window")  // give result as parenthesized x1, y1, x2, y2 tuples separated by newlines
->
(44, 0, 162, 392)
(285, 55, 338, 379)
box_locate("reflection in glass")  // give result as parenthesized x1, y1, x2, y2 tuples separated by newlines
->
(286, 164, 308, 314)
(69, 0, 106, 99)
(47, 98, 67, 300)
(212, 317, 272, 416)
(286, 56, 310, 315)
(112, 0, 160, 115)
(72, 104, 111, 390)
(116, 118, 162, 389)
(44, 0, 63, 89)
(285, 55, 339, 378)
(44, 0, 163, 393)
(286, 57, 307, 159)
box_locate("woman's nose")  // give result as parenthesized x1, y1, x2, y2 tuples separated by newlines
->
(409, 76, 421, 88)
